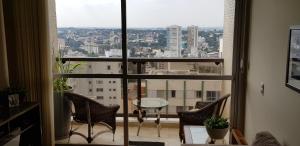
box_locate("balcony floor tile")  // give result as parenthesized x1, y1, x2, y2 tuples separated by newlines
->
(56, 124, 181, 146)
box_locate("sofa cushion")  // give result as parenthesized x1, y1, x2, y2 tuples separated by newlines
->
(252, 131, 281, 146)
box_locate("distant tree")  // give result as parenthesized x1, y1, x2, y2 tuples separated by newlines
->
(88, 52, 98, 57)
(71, 48, 88, 55)
(198, 30, 223, 52)
(65, 38, 83, 49)
(157, 33, 166, 47)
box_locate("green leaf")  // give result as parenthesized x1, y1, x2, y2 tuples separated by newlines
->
(204, 116, 229, 129)
(53, 54, 81, 92)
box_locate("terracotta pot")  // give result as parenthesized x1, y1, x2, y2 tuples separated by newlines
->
(206, 127, 229, 139)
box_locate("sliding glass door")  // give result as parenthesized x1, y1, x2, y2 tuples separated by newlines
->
(54, 0, 237, 145)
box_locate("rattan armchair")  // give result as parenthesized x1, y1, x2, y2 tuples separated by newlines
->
(64, 92, 120, 143)
(177, 94, 230, 143)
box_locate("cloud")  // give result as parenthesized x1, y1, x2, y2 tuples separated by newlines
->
(56, 0, 224, 28)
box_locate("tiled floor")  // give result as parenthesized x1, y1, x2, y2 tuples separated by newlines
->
(56, 122, 181, 146)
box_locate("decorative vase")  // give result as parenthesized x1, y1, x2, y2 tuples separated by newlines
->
(54, 90, 72, 140)
(206, 127, 229, 140)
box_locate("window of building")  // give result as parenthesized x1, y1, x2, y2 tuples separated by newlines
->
(109, 89, 112, 91)
(109, 81, 111, 83)
(171, 90, 176, 98)
(89, 89, 92, 92)
(196, 90, 202, 98)
(113, 81, 116, 83)
(107, 65, 111, 70)
(113, 96, 116, 99)
(88, 81, 92, 84)
(97, 96, 104, 100)
(113, 89, 116, 91)
(109, 96, 112, 99)
(157, 90, 165, 98)
(88, 65, 92, 68)
(96, 80, 103, 84)
(96, 88, 103, 92)
(206, 91, 221, 101)
(207, 97, 216, 101)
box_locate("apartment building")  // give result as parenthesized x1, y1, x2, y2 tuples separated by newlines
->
(71, 62, 123, 112)
(146, 62, 222, 114)
(167, 25, 182, 57)
(187, 25, 199, 56)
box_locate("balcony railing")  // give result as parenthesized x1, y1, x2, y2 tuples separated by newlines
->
(55, 57, 232, 118)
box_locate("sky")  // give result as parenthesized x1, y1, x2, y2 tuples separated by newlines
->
(56, 0, 224, 28)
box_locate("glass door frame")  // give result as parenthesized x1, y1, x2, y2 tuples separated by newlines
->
(54, 0, 250, 145)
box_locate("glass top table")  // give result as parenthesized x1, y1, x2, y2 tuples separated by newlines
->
(132, 97, 168, 109)
(132, 98, 168, 137)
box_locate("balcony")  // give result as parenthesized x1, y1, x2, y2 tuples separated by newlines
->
(54, 57, 232, 145)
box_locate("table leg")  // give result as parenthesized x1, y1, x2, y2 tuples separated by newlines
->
(137, 109, 143, 136)
(137, 122, 142, 136)
(155, 109, 161, 137)
(209, 138, 215, 144)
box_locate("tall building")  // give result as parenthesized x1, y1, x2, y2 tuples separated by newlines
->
(145, 62, 222, 114)
(167, 25, 182, 57)
(71, 62, 123, 113)
(187, 25, 199, 56)
(219, 37, 223, 58)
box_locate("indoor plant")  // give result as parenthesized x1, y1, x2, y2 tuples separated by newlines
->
(53, 57, 80, 140)
(53, 57, 81, 92)
(205, 116, 229, 141)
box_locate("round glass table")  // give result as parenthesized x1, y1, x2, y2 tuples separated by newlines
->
(132, 98, 168, 137)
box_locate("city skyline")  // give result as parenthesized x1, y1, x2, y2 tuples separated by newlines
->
(56, 0, 224, 28)
(57, 26, 223, 58)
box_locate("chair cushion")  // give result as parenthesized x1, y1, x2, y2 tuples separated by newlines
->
(252, 131, 281, 146)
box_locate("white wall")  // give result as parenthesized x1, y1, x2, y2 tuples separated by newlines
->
(245, 0, 300, 145)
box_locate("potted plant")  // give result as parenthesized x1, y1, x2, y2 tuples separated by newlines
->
(205, 116, 229, 142)
(53, 57, 80, 140)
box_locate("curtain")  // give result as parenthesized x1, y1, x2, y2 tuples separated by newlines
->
(3, 0, 54, 145)
(37, 0, 55, 145)
(0, 0, 9, 90)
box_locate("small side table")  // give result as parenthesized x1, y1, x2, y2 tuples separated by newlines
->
(132, 98, 168, 137)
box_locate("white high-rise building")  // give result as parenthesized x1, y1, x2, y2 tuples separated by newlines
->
(187, 25, 199, 56)
(219, 37, 223, 58)
(167, 25, 182, 57)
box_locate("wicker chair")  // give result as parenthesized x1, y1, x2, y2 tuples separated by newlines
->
(177, 94, 230, 143)
(195, 101, 212, 109)
(64, 92, 120, 143)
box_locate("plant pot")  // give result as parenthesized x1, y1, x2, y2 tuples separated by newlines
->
(54, 90, 72, 140)
(206, 127, 229, 140)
